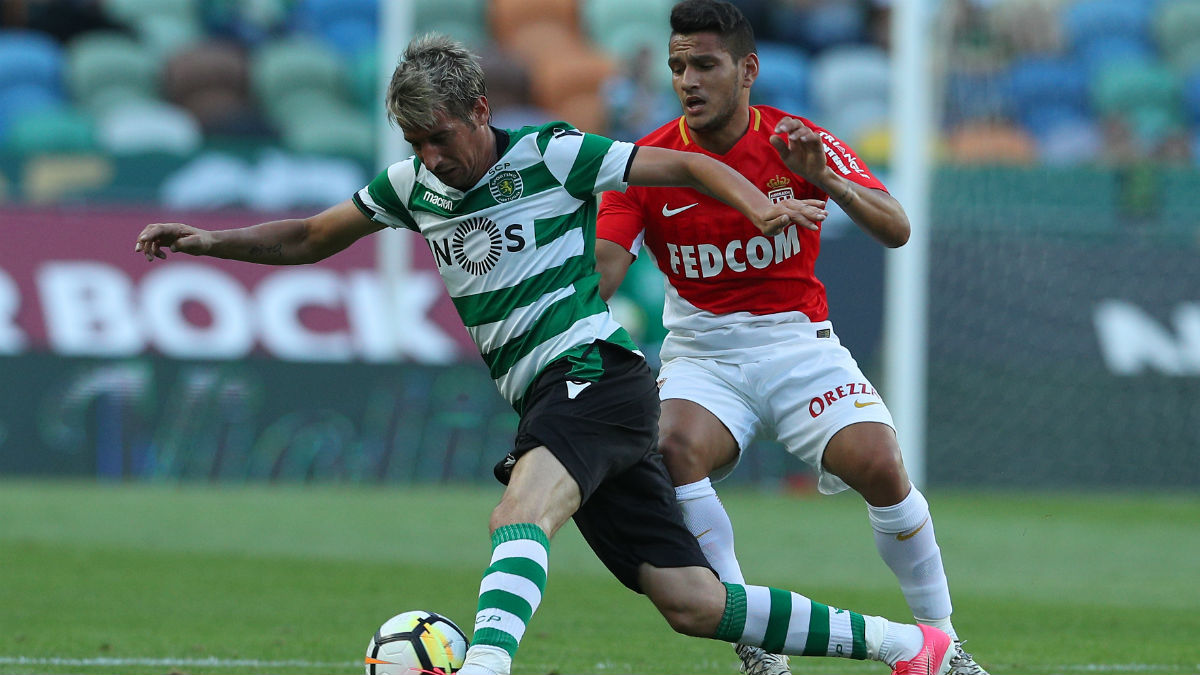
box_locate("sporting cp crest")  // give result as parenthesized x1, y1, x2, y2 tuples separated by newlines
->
(766, 174, 794, 203)
(489, 170, 523, 202)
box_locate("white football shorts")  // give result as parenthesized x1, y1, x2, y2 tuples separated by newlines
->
(656, 320, 894, 494)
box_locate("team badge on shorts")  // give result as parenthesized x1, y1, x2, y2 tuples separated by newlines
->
(489, 170, 523, 202)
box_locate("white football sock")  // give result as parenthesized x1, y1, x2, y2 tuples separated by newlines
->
(459, 644, 511, 675)
(869, 616, 925, 667)
(916, 615, 958, 640)
(675, 477, 746, 584)
(868, 484, 955, 626)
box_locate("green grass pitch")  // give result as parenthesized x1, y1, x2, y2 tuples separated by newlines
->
(1, 481, 1198, 675)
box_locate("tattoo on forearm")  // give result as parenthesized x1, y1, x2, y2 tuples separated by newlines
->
(839, 182, 857, 207)
(249, 243, 283, 258)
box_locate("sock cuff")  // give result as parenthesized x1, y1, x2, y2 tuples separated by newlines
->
(491, 522, 549, 549)
(714, 582, 747, 642)
(867, 484, 929, 532)
(674, 476, 715, 501)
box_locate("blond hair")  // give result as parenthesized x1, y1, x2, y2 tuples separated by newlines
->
(385, 33, 486, 131)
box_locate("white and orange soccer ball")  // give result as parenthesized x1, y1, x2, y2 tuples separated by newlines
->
(365, 611, 469, 675)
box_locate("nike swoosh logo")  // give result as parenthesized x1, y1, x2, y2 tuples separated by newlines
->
(566, 380, 591, 400)
(896, 517, 929, 541)
(694, 528, 713, 540)
(662, 202, 699, 217)
(853, 400, 880, 408)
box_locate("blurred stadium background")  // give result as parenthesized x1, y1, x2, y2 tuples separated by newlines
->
(2, 1, 1200, 674)
(2, 0, 1198, 489)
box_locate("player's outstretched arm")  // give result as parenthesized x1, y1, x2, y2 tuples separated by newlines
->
(135, 200, 384, 265)
(769, 117, 910, 247)
(626, 146, 826, 236)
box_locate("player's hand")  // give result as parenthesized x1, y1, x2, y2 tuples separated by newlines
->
(134, 222, 213, 261)
(769, 117, 826, 181)
(752, 198, 826, 236)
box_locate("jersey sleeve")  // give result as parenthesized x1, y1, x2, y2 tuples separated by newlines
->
(539, 124, 636, 201)
(351, 157, 420, 231)
(597, 187, 646, 256)
(809, 123, 887, 192)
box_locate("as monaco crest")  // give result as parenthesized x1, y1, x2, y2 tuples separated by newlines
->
(766, 175, 793, 203)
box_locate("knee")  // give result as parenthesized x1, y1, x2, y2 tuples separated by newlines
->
(857, 443, 906, 487)
(826, 431, 910, 505)
(488, 499, 517, 532)
(645, 573, 726, 637)
(658, 425, 707, 477)
(655, 592, 724, 637)
(658, 423, 697, 462)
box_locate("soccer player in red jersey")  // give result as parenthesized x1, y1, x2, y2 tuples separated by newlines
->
(596, 3, 989, 675)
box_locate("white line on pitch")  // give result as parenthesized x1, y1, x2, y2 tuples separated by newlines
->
(0, 656, 356, 668)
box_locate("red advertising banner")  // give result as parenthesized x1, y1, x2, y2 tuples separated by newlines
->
(0, 206, 475, 363)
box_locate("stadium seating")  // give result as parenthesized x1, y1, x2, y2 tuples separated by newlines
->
(1091, 61, 1182, 127)
(415, 0, 486, 32)
(581, 0, 674, 52)
(988, 0, 1065, 56)
(495, 18, 580, 64)
(250, 37, 347, 125)
(5, 107, 98, 154)
(827, 98, 890, 149)
(943, 69, 1015, 130)
(767, 1, 866, 52)
(1153, 0, 1200, 71)
(1034, 117, 1102, 165)
(0, 29, 64, 93)
(945, 121, 1038, 166)
(490, 0, 578, 46)
(1007, 56, 1090, 137)
(282, 104, 374, 161)
(164, 42, 251, 132)
(134, 12, 203, 60)
(97, 100, 203, 155)
(418, 20, 488, 49)
(65, 32, 161, 113)
(752, 42, 810, 116)
(1083, 31, 1155, 70)
(529, 49, 615, 116)
(592, 20, 671, 91)
(103, 0, 196, 24)
(809, 45, 890, 122)
(1062, 0, 1152, 50)
(477, 46, 533, 111)
(3, 0, 1200, 179)
(0, 84, 62, 144)
(1184, 69, 1200, 124)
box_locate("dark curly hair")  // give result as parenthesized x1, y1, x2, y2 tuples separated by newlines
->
(669, 0, 756, 61)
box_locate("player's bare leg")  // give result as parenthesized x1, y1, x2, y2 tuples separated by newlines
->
(488, 446, 580, 537)
(638, 564, 953, 675)
(823, 422, 989, 674)
(460, 447, 581, 675)
(659, 398, 790, 675)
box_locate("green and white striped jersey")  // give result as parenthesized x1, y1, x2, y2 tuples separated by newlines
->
(352, 121, 641, 411)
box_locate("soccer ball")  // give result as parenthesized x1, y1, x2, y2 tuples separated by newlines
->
(365, 610, 469, 675)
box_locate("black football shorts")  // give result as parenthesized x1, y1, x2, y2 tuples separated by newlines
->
(496, 340, 713, 592)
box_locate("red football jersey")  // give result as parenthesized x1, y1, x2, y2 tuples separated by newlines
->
(598, 106, 886, 324)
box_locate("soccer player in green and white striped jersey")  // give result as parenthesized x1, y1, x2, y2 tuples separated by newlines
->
(133, 34, 952, 675)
